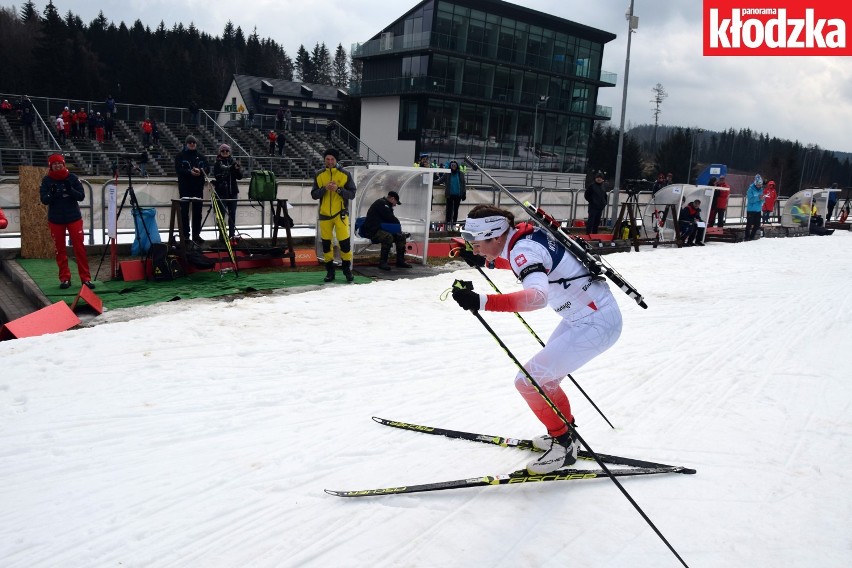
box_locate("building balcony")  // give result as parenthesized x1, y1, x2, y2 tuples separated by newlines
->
(599, 70, 617, 86)
(594, 105, 613, 119)
(351, 31, 431, 58)
(353, 32, 616, 85)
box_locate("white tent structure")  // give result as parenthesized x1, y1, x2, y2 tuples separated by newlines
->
(812, 187, 842, 220)
(641, 184, 687, 242)
(681, 185, 717, 245)
(781, 189, 813, 228)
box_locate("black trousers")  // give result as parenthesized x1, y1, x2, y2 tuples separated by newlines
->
(179, 191, 203, 239)
(445, 196, 462, 226)
(745, 211, 762, 240)
(587, 208, 604, 234)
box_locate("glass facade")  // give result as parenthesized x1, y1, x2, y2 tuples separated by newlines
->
(353, 0, 615, 172)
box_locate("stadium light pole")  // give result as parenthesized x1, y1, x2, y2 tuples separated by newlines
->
(799, 145, 813, 191)
(687, 128, 704, 184)
(610, 0, 638, 227)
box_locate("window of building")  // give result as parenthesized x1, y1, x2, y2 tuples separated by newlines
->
(400, 99, 419, 134)
(435, 5, 454, 49)
(467, 10, 487, 57)
(493, 67, 511, 102)
(402, 55, 429, 77)
(571, 86, 589, 113)
(497, 24, 516, 61)
(462, 61, 485, 98)
(514, 22, 528, 66)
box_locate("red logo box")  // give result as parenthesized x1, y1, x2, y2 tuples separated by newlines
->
(703, 0, 851, 56)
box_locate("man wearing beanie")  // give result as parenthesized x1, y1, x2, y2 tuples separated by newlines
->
(39, 154, 95, 289)
(310, 148, 357, 282)
(212, 143, 243, 240)
(174, 134, 209, 245)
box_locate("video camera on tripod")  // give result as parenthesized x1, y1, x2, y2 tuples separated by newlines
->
(623, 179, 652, 197)
(111, 152, 148, 177)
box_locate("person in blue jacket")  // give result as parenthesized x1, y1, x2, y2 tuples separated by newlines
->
(443, 160, 466, 229)
(744, 174, 765, 241)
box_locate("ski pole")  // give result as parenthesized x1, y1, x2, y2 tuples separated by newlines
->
(453, 280, 690, 568)
(453, 249, 615, 429)
(203, 170, 239, 276)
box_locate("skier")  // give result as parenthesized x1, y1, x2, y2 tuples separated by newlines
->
(452, 205, 623, 474)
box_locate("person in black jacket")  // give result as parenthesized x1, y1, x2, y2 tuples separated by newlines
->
(39, 154, 94, 289)
(212, 144, 243, 240)
(584, 171, 608, 235)
(174, 135, 209, 245)
(361, 191, 412, 270)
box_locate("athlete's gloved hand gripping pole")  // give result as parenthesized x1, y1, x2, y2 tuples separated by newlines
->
(450, 243, 615, 429)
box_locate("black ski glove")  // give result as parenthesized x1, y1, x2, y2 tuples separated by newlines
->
(451, 279, 483, 311)
(458, 248, 485, 268)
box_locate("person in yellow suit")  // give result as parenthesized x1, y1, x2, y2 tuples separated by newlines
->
(311, 148, 357, 282)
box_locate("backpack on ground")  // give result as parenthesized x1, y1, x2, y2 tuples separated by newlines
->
(150, 243, 185, 281)
(248, 170, 277, 201)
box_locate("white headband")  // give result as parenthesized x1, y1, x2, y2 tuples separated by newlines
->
(461, 216, 511, 242)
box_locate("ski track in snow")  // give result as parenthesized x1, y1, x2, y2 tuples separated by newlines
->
(2, 232, 851, 567)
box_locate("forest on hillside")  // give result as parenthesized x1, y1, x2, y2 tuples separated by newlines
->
(587, 122, 850, 196)
(1, 2, 849, 194)
(0, 2, 356, 112)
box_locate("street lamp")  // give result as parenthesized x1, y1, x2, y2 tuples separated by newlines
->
(530, 95, 549, 185)
(610, 0, 639, 226)
(687, 128, 704, 184)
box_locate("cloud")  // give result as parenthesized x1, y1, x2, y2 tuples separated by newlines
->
(9, 0, 851, 152)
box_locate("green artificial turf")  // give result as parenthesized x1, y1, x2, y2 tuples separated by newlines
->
(18, 259, 368, 310)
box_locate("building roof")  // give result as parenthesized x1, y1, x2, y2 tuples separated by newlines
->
(232, 74, 349, 112)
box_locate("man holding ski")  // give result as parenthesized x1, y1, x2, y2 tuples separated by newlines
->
(452, 205, 623, 474)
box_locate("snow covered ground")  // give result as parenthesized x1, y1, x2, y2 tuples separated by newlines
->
(2, 231, 851, 568)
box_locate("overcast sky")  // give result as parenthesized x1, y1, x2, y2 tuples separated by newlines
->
(10, 0, 852, 153)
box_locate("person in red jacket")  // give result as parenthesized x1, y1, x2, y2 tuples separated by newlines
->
(61, 106, 72, 139)
(0, 206, 8, 230)
(762, 180, 778, 223)
(267, 130, 277, 156)
(141, 118, 153, 148)
(77, 108, 88, 138)
(710, 175, 731, 227)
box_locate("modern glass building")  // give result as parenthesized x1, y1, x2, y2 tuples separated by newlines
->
(351, 0, 616, 172)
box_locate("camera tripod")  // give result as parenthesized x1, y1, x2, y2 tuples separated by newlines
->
(612, 191, 643, 251)
(94, 157, 156, 280)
